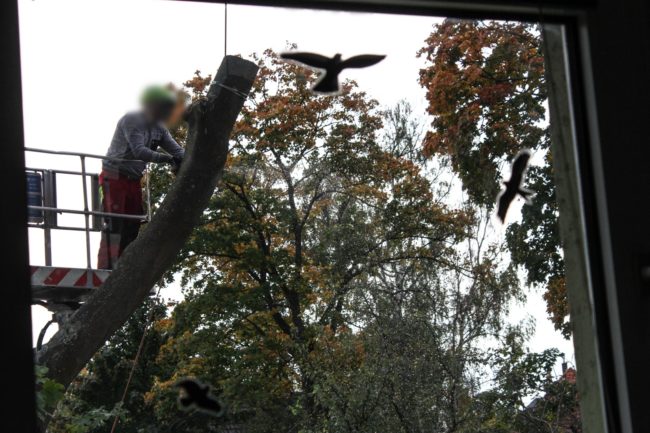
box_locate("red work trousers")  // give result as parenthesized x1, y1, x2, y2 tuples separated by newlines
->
(96, 170, 144, 269)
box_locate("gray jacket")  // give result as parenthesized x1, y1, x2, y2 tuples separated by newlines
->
(103, 111, 185, 179)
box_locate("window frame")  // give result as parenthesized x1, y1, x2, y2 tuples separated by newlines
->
(4, 1, 645, 432)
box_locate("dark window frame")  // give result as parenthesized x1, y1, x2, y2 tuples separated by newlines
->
(4, 1, 646, 432)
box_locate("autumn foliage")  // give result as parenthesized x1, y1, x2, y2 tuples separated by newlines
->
(419, 20, 570, 337)
(49, 39, 578, 432)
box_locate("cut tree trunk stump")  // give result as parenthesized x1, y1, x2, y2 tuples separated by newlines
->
(36, 56, 259, 391)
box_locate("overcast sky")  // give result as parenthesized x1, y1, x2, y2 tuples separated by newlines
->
(18, 0, 574, 370)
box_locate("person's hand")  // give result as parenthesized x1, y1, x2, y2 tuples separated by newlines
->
(160, 154, 174, 164)
(171, 155, 183, 175)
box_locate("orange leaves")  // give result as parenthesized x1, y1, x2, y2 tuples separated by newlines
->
(232, 240, 259, 258)
(464, 63, 484, 82)
(543, 276, 571, 338)
(183, 70, 212, 99)
(346, 183, 384, 201)
(422, 131, 445, 158)
(476, 83, 513, 105)
(418, 19, 548, 206)
(155, 48, 486, 414)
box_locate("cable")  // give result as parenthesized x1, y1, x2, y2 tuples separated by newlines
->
(215, 4, 253, 103)
(217, 2, 253, 101)
(214, 81, 250, 99)
(224, 2, 228, 58)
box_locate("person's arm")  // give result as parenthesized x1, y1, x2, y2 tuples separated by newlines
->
(159, 129, 185, 159)
(122, 116, 173, 163)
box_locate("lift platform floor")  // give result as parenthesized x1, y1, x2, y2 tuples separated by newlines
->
(31, 266, 110, 302)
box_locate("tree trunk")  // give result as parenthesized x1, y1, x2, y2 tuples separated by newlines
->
(36, 56, 258, 391)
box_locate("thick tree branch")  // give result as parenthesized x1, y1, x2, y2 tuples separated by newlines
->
(36, 56, 258, 390)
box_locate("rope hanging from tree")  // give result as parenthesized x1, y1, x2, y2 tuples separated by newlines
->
(109, 286, 162, 433)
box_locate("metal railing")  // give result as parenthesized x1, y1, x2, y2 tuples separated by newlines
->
(25, 147, 152, 270)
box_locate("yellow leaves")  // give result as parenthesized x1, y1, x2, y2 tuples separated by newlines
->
(310, 196, 334, 217)
(302, 264, 328, 289)
(349, 184, 387, 201)
(144, 356, 208, 407)
(153, 317, 174, 333)
(157, 328, 205, 364)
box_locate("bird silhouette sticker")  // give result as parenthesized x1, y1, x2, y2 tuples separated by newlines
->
(176, 378, 224, 417)
(496, 149, 534, 223)
(280, 52, 386, 94)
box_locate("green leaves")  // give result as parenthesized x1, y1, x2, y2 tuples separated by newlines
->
(35, 365, 65, 421)
(65, 405, 125, 433)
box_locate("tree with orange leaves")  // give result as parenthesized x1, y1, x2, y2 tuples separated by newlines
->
(419, 20, 570, 338)
(50, 48, 564, 433)
(145, 49, 471, 430)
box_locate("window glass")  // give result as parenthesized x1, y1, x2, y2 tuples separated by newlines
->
(22, 2, 582, 432)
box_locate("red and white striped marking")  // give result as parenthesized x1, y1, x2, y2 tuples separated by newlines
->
(30, 266, 110, 288)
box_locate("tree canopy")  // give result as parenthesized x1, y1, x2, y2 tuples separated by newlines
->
(418, 20, 570, 337)
(47, 42, 580, 433)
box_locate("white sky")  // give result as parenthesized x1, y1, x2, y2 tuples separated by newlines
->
(18, 0, 574, 372)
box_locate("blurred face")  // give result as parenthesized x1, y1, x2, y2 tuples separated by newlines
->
(167, 97, 188, 126)
(143, 101, 175, 123)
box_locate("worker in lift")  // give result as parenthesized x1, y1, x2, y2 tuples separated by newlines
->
(97, 85, 185, 269)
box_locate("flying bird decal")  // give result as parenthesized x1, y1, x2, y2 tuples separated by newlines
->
(496, 149, 534, 223)
(176, 378, 224, 417)
(280, 51, 386, 94)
